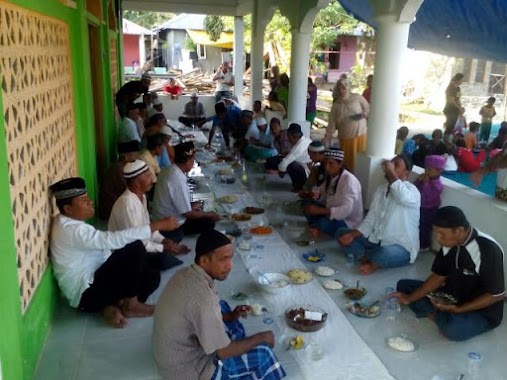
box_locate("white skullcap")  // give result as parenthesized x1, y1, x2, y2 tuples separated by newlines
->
(123, 160, 149, 179)
(152, 98, 163, 106)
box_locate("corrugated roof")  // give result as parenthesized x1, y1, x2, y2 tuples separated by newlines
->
(122, 19, 155, 35)
(155, 13, 206, 31)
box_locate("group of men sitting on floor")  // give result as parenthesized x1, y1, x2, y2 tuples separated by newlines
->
(47, 74, 505, 380)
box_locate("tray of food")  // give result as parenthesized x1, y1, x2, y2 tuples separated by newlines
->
(285, 305, 328, 332)
(323, 279, 344, 290)
(250, 226, 273, 235)
(347, 302, 381, 318)
(244, 206, 265, 215)
(287, 269, 313, 284)
(230, 213, 252, 222)
(426, 292, 458, 305)
(314, 266, 335, 277)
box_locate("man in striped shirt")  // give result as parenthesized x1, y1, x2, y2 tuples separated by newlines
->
(393, 206, 505, 341)
(153, 230, 286, 380)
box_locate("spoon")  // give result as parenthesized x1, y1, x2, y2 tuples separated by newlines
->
(368, 300, 380, 309)
(356, 280, 360, 289)
(257, 271, 272, 284)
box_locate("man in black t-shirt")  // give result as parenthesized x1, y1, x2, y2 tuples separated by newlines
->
(393, 206, 505, 341)
(116, 73, 151, 118)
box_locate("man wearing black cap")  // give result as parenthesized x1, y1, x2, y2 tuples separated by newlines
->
(153, 230, 285, 380)
(277, 123, 312, 191)
(109, 160, 189, 270)
(337, 155, 420, 274)
(98, 140, 140, 220)
(206, 101, 242, 149)
(393, 206, 505, 341)
(115, 73, 151, 118)
(152, 142, 220, 242)
(50, 177, 179, 328)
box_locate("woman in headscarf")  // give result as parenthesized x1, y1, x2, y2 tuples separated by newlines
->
(323, 79, 369, 172)
(443, 73, 465, 141)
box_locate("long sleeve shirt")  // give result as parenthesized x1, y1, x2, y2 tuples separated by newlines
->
(183, 101, 205, 118)
(319, 169, 364, 228)
(414, 176, 443, 209)
(50, 214, 151, 307)
(108, 189, 165, 253)
(278, 136, 311, 173)
(324, 93, 369, 143)
(358, 180, 421, 263)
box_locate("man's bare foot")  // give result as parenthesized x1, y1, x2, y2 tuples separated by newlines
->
(120, 297, 155, 318)
(103, 305, 127, 328)
(359, 262, 378, 275)
(308, 227, 321, 239)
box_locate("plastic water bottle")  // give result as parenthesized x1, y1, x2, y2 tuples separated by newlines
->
(467, 352, 482, 379)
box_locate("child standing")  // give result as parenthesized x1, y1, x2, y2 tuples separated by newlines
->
(414, 155, 446, 251)
(479, 96, 496, 142)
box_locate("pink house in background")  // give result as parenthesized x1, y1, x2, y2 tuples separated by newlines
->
(122, 19, 154, 73)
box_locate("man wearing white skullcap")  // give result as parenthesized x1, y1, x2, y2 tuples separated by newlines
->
(178, 92, 207, 127)
(109, 160, 189, 271)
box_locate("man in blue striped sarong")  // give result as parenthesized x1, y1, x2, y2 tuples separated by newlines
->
(153, 230, 286, 380)
(213, 301, 286, 380)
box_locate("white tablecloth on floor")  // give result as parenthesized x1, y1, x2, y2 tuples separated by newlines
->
(198, 167, 395, 380)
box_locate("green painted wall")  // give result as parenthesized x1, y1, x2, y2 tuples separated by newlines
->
(0, 1, 120, 379)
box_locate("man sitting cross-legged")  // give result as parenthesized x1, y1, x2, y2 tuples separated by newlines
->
(50, 177, 179, 328)
(337, 155, 420, 274)
(153, 141, 220, 243)
(392, 206, 505, 341)
(108, 160, 190, 271)
(153, 230, 286, 380)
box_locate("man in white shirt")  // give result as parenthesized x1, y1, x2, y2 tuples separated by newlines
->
(213, 62, 234, 103)
(152, 142, 220, 242)
(278, 123, 312, 191)
(109, 160, 190, 271)
(118, 103, 141, 143)
(337, 155, 420, 274)
(50, 177, 179, 328)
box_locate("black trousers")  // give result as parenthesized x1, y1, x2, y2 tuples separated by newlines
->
(78, 241, 160, 312)
(161, 217, 216, 243)
(178, 116, 207, 127)
(265, 156, 307, 190)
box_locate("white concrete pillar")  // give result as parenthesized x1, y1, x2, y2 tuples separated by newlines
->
(287, 29, 311, 121)
(366, 16, 410, 157)
(139, 34, 146, 68)
(469, 59, 478, 83)
(233, 16, 245, 101)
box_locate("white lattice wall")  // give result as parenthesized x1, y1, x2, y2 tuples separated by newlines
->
(0, 2, 78, 311)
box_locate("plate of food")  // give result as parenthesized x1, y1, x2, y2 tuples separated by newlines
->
(216, 167, 234, 176)
(217, 195, 239, 204)
(343, 286, 367, 301)
(385, 335, 419, 352)
(250, 226, 273, 235)
(426, 292, 458, 305)
(303, 250, 327, 263)
(347, 301, 381, 318)
(296, 239, 314, 247)
(287, 269, 313, 284)
(323, 279, 344, 290)
(230, 213, 252, 222)
(244, 206, 265, 215)
(285, 335, 306, 351)
(314, 266, 335, 277)
(285, 305, 328, 332)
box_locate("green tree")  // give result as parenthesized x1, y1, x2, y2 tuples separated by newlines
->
(123, 11, 175, 29)
(204, 15, 225, 42)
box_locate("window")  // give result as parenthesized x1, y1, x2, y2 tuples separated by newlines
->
(197, 44, 206, 59)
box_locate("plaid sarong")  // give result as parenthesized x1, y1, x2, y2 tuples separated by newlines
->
(213, 301, 286, 380)
(211, 343, 286, 380)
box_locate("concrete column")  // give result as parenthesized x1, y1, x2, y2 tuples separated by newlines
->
(469, 59, 478, 83)
(366, 16, 410, 157)
(484, 60, 492, 84)
(139, 34, 146, 68)
(355, 0, 423, 206)
(287, 29, 311, 121)
(233, 16, 245, 101)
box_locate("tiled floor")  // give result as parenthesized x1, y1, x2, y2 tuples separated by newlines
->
(35, 167, 507, 380)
